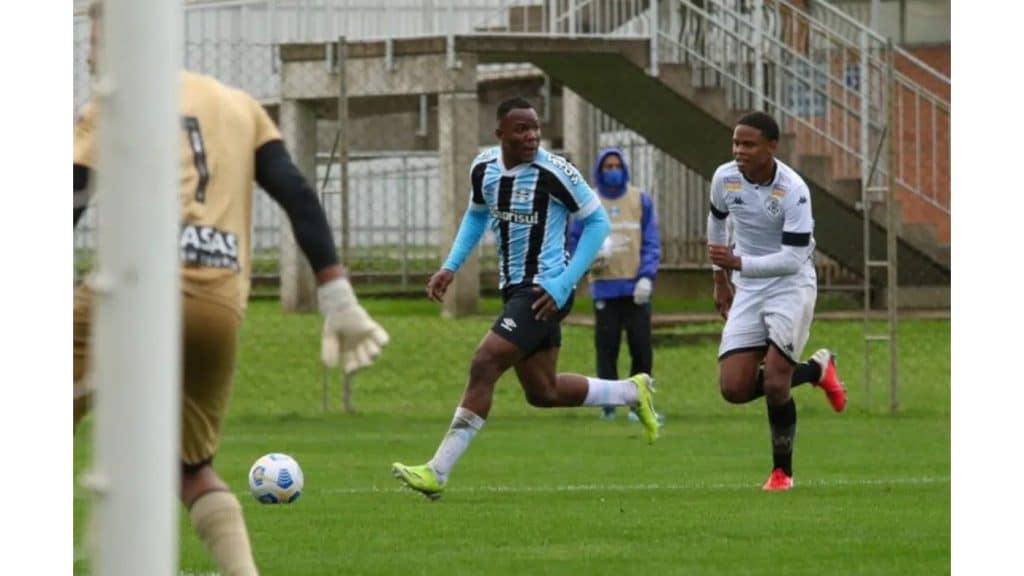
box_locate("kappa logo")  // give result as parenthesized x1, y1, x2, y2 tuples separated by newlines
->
(500, 317, 517, 332)
(798, 196, 808, 205)
(731, 197, 746, 206)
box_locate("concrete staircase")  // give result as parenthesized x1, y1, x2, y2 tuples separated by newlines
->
(275, 31, 949, 293)
(460, 34, 949, 288)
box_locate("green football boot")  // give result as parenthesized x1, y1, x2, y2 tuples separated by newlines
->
(391, 462, 444, 501)
(630, 373, 659, 445)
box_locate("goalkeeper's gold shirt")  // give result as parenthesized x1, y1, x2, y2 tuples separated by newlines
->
(73, 71, 283, 315)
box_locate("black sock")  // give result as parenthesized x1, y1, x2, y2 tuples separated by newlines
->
(791, 360, 822, 386)
(767, 398, 797, 476)
(751, 363, 817, 400)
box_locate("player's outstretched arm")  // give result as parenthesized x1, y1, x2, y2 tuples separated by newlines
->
(538, 205, 610, 309)
(254, 140, 388, 374)
(425, 205, 488, 303)
(440, 206, 489, 276)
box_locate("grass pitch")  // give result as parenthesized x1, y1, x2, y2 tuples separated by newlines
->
(74, 298, 950, 575)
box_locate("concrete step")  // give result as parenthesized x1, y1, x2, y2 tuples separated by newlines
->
(831, 178, 861, 205)
(797, 155, 834, 189)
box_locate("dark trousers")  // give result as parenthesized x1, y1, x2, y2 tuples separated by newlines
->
(593, 297, 653, 380)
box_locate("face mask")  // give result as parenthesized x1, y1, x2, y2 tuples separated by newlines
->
(602, 168, 625, 187)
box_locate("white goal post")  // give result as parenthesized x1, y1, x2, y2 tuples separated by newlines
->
(91, 1, 183, 574)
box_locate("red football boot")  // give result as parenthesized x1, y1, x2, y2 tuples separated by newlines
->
(810, 348, 847, 413)
(762, 468, 794, 491)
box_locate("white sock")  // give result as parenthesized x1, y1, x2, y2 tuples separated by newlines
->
(583, 377, 639, 407)
(428, 406, 485, 483)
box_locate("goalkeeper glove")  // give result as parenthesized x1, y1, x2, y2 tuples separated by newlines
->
(317, 277, 390, 374)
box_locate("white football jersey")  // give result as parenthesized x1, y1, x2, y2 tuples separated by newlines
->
(709, 159, 816, 289)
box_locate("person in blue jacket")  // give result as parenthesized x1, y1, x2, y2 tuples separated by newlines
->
(569, 148, 662, 421)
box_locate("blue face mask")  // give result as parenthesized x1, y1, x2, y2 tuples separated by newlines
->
(602, 167, 625, 187)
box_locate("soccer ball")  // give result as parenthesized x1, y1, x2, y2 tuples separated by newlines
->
(248, 453, 304, 504)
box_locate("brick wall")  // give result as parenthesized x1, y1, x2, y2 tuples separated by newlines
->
(781, 44, 950, 243)
(893, 45, 950, 241)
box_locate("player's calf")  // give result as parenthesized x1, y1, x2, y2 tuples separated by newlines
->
(188, 488, 258, 576)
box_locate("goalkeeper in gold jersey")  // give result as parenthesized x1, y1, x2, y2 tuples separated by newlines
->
(73, 3, 388, 574)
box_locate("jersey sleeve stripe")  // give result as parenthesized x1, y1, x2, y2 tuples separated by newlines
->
(574, 197, 601, 220)
(471, 160, 492, 205)
(710, 204, 730, 219)
(536, 166, 581, 212)
(781, 231, 811, 246)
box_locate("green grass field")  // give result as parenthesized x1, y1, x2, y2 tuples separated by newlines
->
(73, 298, 950, 575)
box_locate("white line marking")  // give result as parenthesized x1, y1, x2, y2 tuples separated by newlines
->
(317, 476, 950, 496)
(74, 476, 949, 502)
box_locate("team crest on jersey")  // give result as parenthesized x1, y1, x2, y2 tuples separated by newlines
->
(763, 196, 783, 219)
(724, 177, 742, 192)
(180, 224, 240, 270)
(513, 188, 532, 203)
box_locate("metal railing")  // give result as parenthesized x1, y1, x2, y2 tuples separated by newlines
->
(661, 0, 949, 215)
(75, 1, 542, 109)
(73, 0, 949, 280)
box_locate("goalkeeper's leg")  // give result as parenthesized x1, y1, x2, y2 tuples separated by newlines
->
(183, 465, 258, 576)
(73, 286, 94, 430)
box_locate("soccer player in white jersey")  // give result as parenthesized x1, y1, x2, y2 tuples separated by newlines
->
(390, 98, 661, 500)
(706, 112, 847, 491)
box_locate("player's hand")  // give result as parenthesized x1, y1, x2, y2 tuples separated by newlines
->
(713, 276, 734, 321)
(318, 277, 390, 375)
(708, 244, 741, 271)
(633, 277, 653, 305)
(426, 269, 455, 303)
(531, 287, 560, 321)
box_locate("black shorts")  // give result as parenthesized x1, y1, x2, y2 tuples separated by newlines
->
(490, 283, 575, 356)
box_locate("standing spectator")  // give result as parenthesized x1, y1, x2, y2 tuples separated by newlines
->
(568, 148, 661, 421)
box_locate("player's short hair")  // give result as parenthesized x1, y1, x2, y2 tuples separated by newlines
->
(736, 112, 780, 142)
(497, 97, 535, 121)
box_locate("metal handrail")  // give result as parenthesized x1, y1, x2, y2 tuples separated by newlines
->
(790, 0, 949, 84)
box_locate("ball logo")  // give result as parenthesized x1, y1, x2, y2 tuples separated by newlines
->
(251, 465, 266, 487)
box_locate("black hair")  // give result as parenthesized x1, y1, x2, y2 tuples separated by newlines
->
(496, 97, 535, 121)
(736, 111, 780, 142)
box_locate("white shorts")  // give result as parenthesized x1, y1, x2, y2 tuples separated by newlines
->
(718, 279, 816, 363)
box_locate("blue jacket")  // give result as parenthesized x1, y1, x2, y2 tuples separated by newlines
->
(567, 148, 661, 301)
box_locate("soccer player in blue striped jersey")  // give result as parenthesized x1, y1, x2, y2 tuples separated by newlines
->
(391, 98, 661, 500)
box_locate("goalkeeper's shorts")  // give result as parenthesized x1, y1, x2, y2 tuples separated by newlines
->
(73, 285, 241, 470)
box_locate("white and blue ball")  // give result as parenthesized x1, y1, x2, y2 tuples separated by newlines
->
(248, 453, 304, 504)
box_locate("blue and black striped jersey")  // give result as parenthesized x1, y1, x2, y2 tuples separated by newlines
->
(468, 146, 600, 289)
